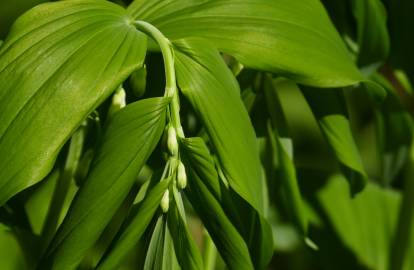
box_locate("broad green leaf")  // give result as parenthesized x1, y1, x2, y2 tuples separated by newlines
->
(167, 191, 204, 270)
(181, 137, 254, 270)
(128, 0, 363, 87)
(98, 179, 170, 270)
(301, 86, 368, 195)
(264, 76, 307, 237)
(318, 175, 400, 270)
(0, 0, 147, 206)
(351, 0, 389, 67)
(174, 38, 265, 214)
(40, 97, 168, 270)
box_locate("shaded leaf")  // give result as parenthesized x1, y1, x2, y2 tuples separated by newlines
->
(384, 0, 414, 84)
(167, 190, 204, 270)
(264, 76, 307, 237)
(301, 86, 368, 195)
(0, 0, 147, 205)
(98, 179, 170, 270)
(144, 216, 181, 270)
(181, 137, 254, 270)
(41, 97, 168, 270)
(352, 0, 389, 67)
(371, 73, 413, 184)
(318, 175, 400, 270)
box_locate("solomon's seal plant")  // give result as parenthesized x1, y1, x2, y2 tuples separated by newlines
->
(0, 0, 413, 270)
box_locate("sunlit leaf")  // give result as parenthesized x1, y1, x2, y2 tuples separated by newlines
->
(128, 0, 363, 87)
(174, 38, 265, 214)
(0, 0, 147, 205)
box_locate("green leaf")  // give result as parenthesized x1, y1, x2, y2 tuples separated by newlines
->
(167, 190, 204, 270)
(181, 137, 254, 270)
(144, 216, 181, 270)
(371, 73, 413, 185)
(301, 86, 368, 195)
(174, 38, 265, 214)
(97, 179, 170, 270)
(351, 0, 389, 67)
(263, 76, 307, 237)
(0, 0, 48, 39)
(0, 0, 147, 206)
(128, 0, 363, 87)
(318, 175, 400, 270)
(40, 97, 168, 270)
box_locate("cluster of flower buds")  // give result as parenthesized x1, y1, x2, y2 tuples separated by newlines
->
(160, 125, 188, 212)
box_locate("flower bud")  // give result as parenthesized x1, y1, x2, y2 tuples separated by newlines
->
(160, 190, 170, 213)
(108, 87, 126, 116)
(167, 126, 178, 156)
(177, 161, 187, 189)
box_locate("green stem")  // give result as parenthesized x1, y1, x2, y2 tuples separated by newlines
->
(134, 21, 183, 137)
(40, 125, 85, 250)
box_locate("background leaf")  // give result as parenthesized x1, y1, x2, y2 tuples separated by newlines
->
(317, 175, 400, 270)
(301, 86, 368, 194)
(352, 0, 389, 67)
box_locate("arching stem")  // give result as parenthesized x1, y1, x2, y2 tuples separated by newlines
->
(134, 21, 183, 137)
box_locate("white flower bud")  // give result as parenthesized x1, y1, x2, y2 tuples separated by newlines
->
(167, 126, 178, 156)
(108, 87, 126, 116)
(160, 190, 170, 213)
(177, 161, 187, 189)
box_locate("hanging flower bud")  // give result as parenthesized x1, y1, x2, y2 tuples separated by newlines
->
(177, 161, 187, 189)
(167, 126, 178, 156)
(160, 190, 170, 213)
(108, 86, 126, 117)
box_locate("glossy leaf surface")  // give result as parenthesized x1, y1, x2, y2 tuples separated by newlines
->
(174, 39, 265, 214)
(128, 0, 363, 87)
(0, 0, 147, 205)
